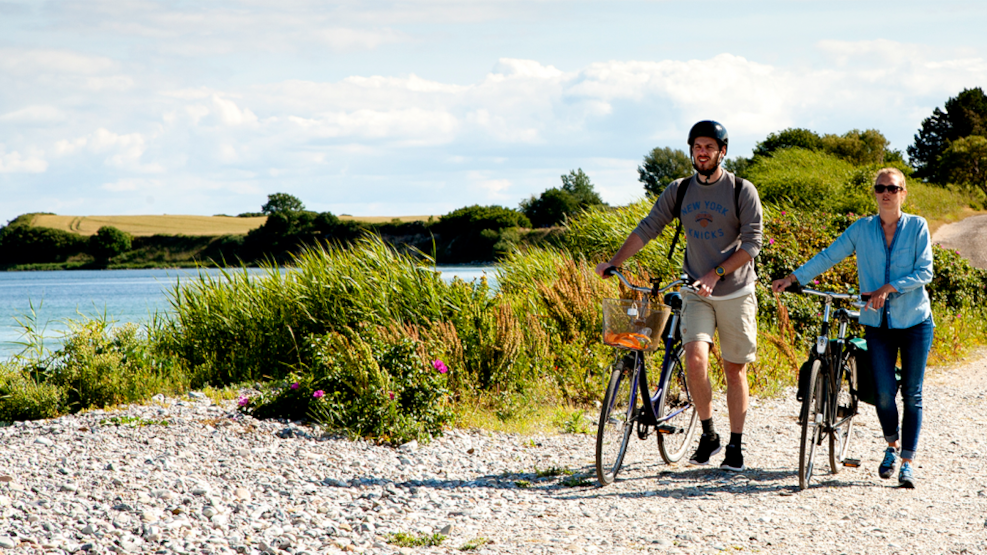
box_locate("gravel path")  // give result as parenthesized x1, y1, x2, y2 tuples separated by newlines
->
(932, 213, 987, 269)
(0, 352, 985, 555)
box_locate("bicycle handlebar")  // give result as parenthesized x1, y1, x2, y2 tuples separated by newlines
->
(603, 267, 696, 296)
(782, 282, 870, 303)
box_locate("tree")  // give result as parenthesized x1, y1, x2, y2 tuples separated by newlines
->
(521, 169, 605, 227)
(820, 129, 889, 166)
(520, 188, 581, 228)
(261, 193, 305, 215)
(753, 128, 823, 158)
(638, 147, 692, 197)
(908, 87, 987, 179)
(89, 226, 132, 262)
(561, 168, 604, 208)
(937, 135, 987, 197)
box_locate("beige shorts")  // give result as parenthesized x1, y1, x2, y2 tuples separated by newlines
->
(680, 290, 758, 364)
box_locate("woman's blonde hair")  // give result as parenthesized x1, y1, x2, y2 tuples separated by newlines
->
(874, 167, 907, 190)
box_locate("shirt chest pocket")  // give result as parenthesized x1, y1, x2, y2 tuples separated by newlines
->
(890, 240, 918, 274)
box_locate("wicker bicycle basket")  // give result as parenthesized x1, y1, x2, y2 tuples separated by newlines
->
(602, 298, 671, 352)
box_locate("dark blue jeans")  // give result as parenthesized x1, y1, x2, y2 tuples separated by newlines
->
(864, 316, 934, 461)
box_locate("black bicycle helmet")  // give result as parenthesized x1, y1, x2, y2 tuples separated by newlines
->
(687, 120, 729, 153)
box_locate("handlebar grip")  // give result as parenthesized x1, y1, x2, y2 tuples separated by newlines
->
(784, 282, 803, 294)
(603, 266, 618, 277)
(860, 294, 871, 302)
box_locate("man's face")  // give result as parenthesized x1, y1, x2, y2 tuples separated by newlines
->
(691, 137, 725, 172)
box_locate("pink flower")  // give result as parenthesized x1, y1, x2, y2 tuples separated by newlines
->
(768, 238, 775, 245)
(313, 390, 325, 399)
(813, 280, 819, 284)
(388, 391, 395, 400)
(433, 360, 448, 374)
(290, 382, 300, 390)
(237, 396, 250, 407)
(781, 211, 787, 215)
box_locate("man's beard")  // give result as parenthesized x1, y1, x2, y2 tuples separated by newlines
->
(692, 151, 722, 178)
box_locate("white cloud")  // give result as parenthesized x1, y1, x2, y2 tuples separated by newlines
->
(0, 148, 47, 173)
(0, 105, 64, 123)
(211, 95, 258, 126)
(0, 48, 118, 74)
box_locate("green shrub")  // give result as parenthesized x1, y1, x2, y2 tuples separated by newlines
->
(89, 226, 132, 262)
(244, 329, 453, 444)
(0, 222, 87, 264)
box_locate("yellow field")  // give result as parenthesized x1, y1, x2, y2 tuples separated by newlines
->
(338, 215, 435, 223)
(31, 214, 268, 237)
(30, 213, 437, 236)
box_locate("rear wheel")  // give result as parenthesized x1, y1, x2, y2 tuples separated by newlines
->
(596, 357, 636, 485)
(656, 347, 698, 463)
(829, 354, 858, 473)
(798, 360, 825, 490)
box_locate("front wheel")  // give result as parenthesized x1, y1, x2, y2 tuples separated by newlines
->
(798, 360, 825, 491)
(656, 347, 699, 463)
(829, 354, 858, 473)
(596, 358, 636, 485)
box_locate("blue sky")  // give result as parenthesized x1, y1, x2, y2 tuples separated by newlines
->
(1, 1, 986, 224)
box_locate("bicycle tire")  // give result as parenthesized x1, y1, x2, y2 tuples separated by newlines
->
(829, 353, 858, 473)
(798, 359, 825, 490)
(596, 360, 635, 485)
(656, 347, 699, 463)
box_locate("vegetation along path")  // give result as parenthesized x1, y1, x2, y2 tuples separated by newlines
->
(0, 352, 983, 554)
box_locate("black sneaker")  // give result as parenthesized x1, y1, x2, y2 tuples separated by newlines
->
(688, 433, 721, 465)
(720, 444, 745, 472)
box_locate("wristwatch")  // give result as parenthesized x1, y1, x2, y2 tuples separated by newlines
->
(714, 266, 726, 278)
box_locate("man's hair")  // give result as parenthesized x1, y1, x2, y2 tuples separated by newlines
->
(874, 167, 906, 190)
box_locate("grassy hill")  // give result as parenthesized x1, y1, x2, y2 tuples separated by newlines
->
(30, 214, 436, 237)
(31, 214, 268, 237)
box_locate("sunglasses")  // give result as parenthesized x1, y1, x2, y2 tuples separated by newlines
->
(874, 184, 904, 194)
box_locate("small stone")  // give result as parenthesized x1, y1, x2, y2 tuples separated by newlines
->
(0, 537, 16, 549)
(35, 437, 54, 447)
(60, 483, 78, 493)
(0, 476, 13, 482)
(398, 440, 418, 453)
(439, 524, 454, 535)
(81, 524, 96, 535)
(234, 487, 251, 501)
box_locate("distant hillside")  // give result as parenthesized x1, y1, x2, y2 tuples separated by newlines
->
(30, 214, 269, 237)
(29, 214, 436, 237)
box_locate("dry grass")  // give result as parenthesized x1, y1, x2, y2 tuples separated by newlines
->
(31, 214, 267, 237)
(337, 215, 436, 223)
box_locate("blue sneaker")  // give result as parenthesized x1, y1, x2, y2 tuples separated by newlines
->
(899, 462, 916, 488)
(878, 447, 899, 479)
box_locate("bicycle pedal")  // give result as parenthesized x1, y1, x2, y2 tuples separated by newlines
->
(842, 458, 861, 468)
(656, 425, 678, 435)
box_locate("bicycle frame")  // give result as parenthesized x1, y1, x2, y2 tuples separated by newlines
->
(812, 300, 858, 434)
(607, 273, 693, 433)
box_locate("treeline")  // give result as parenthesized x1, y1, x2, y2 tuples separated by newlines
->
(0, 170, 604, 268)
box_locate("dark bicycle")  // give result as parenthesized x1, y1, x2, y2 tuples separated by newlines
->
(781, 284, 867, 490)
(595, 268, 699, 486)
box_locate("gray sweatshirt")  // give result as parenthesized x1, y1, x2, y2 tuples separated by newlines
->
(632, 171, 763, 297)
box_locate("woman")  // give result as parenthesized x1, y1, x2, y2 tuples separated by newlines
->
(771, 167, 934, 488)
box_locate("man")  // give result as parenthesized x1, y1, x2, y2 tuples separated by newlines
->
(595, 120, 763, 471)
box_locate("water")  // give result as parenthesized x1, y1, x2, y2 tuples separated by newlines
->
(0, 266, 496, 358)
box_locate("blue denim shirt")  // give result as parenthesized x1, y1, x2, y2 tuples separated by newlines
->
(792, 213, 933, 329)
